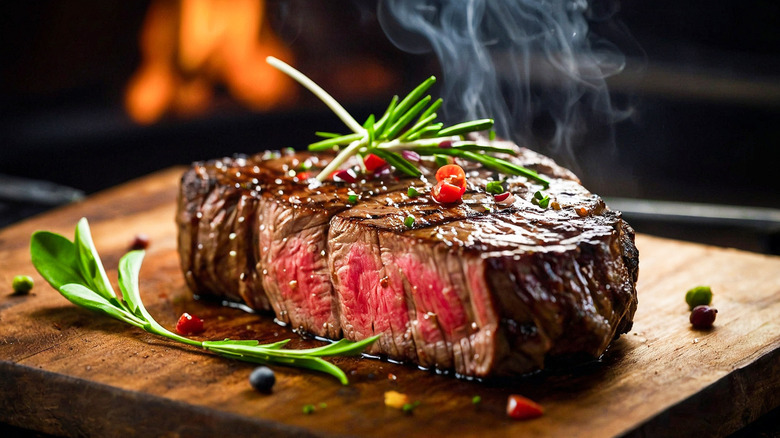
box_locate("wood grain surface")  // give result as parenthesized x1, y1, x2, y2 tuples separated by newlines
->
(1, 167, 779, 438)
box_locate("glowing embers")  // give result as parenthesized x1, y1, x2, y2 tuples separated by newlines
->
(125, 0, 295, 124)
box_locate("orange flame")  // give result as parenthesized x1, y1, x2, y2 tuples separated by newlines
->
(125, 0, 295, 124)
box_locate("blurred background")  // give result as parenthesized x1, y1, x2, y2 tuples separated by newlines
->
(1, 0, 779, 253)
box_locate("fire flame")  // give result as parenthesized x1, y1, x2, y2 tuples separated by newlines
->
(125, 0, 295, 124)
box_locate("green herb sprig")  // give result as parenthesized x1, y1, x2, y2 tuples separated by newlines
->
(266, 57, 550, 188)
(30, 218, 378, 385)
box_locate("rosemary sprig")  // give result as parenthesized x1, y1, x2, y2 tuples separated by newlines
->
(265, 57, 550, 188)
(30, 218, 378, 385)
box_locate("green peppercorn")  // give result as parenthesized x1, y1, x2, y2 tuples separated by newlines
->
(685, 286, 713, 310)
(302, 404, 316, 414)
(12, 275, 34, 295)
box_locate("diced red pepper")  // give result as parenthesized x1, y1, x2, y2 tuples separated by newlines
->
(432, 164, 467, 204)
(494, 192, 511, 202)
(332, 169, 357, 183)
(431, 181, 464, 204)
(176, 312, 204, 335)
(435, 164, 466, 191)
(506, 395, 544, 420)
(363, 154, 388, 173)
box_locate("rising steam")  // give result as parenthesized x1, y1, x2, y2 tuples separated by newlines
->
(378, 0, 630, 156)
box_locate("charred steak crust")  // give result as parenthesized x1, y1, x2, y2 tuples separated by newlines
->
(176, 147, 639, 377)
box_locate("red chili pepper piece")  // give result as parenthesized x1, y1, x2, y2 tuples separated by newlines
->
(129, 234, 150, 251)
(432, 164, 467, 203)
(435, 164, 466, 187)
(507, 395, 544, 420)
(364, 154, 388, 173)
(176, 312, 204, 335)
(333, 169, 357, 183)
(494, 192, 511, 202)
(431, 181, 464, 204)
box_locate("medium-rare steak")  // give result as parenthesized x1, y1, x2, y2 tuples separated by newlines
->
(176, 145, 638, 377)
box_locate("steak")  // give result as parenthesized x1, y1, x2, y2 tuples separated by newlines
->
(176, 144, 638, 377)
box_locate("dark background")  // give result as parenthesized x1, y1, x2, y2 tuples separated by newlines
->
(0, 2, 779, 436)
(1, 0, 779, 253)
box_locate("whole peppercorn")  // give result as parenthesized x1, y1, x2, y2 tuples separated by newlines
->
(12, 275, 34, 295)
(249, 366, 275, 393)
(685, 286, 713, 310)
(690, 305, 718, 329)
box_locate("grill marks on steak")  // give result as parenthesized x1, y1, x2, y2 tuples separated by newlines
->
(177, 148, 639, 377)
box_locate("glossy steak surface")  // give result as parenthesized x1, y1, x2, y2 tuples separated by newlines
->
(176, 145, 638, 377)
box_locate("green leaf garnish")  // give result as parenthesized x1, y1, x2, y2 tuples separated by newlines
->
(532, 191, 551, 209)
(265, 57, 550, 187)
(485, 181, 505, 195)
(30, 218, 378, 385)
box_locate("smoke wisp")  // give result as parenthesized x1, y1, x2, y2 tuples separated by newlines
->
(378, 0, 632, 158)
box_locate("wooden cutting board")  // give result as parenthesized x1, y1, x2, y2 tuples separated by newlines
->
(1, 167, 778, 438)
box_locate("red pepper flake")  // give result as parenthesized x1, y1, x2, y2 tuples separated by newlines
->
(494, 192, 511, 202)
(438, 140, 453, 148)
(333, 169, 357, 183)
(364, 154, 388, 173)
(176, 313, 204, 335)
(130, 234, 150, 250)
(506, 394, 544, 420)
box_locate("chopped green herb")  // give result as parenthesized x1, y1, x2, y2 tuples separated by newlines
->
(402, 401, 421, 413)
(303, 404, 316, 414)
(12, 275, 34, 295)
(434, 155, 451, 168)
(472, 395, 482, 405)
(319, 402, 328, 409)
(407, 187, 420, 198)
(404, 216, 415, 228)
(532, 191, 551, 209)
(485, 181, 504, 195)
(298, 160, 312, 171)
(347, 193, 358, 204)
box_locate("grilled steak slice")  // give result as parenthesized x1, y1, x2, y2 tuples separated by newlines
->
(176, 146, 638, 377)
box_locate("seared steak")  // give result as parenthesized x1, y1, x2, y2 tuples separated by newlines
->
(176, 145, 638, 377)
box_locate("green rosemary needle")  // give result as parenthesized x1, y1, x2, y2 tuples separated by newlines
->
(265, 57, 551, 188)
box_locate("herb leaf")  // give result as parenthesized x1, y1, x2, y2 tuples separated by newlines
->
(29, 231, 85, 290)
(30, 218, 378, 384)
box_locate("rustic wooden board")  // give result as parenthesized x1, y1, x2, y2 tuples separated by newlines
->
(1, 167, 778, 438)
